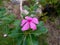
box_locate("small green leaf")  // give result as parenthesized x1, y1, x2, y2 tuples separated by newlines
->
(13, 19, 21, 26)
(16, 35, 24, 45)
(8, 20, 23, 38)
(23, 5, 29, 11)
(37, 21, 44, 27)
(19, 34, 39, 45)
(32, 21, 48, 36)
(26, 34, 38, 45)
(13, 19, 22, 32)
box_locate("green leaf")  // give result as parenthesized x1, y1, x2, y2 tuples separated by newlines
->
(33, 4, 38, 11)
(32, 21, 48, 36)
(16, 35, 24, 45)
(8, 20, 23, 38)
(37, 21, 44, 27)
(13, 19, 22, 32)
(40, 0, 46, 5)
(26, 34, 38, 45)
(18, 34, 39, 45)
(8, 33, 18, 38)
(0, 7, 6, 18)
(23, 5, 29, 11)
(51, 0, 58, 4)
(13, 19, 21, 27)
(0, 14, 15, 24)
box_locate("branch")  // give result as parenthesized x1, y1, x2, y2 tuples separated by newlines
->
(19, 0, 23, 19)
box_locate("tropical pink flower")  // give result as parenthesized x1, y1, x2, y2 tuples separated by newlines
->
(21, 16, 39, 31)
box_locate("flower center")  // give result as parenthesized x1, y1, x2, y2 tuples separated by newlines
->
(28, 19, 32, 22)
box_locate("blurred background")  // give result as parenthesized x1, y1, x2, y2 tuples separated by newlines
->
(0, 0, 60, 45)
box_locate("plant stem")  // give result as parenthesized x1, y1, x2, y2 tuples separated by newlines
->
(19, 0, 23, 19)
(29, 34, 33, 45)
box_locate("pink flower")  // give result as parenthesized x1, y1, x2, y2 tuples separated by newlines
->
(21, 16, 39, 31)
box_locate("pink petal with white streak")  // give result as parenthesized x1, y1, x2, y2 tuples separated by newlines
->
(21, 19, 27, 26)
(21, 22, 29, 31)
(30, 22, 37, 30)
(32, 18, 39, 24)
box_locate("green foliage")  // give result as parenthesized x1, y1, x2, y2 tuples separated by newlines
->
(23, 0, 60, 22)
(0, 7, 16, 45)
(26, 35, 38, 45)
(32, 21, 48, 36)
(0, 0, 49, 45)
(39, 34, 48, 45)
(0, 0, 10, 6)
(40, 0, 58, 5)
(0, 7, 48, 45)
(23, 3, 39, 16)
(56, 2, 60, 16)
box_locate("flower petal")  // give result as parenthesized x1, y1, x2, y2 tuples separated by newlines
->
(22, 22, 29, 31)
(30, 22, 37, 30)
(25, 16, 32, 20)
(32, 18, 39, 24)
(21, 19, 27, 26)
